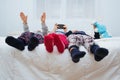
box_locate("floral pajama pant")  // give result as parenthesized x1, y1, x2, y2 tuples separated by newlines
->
(67, 34, 95, 52)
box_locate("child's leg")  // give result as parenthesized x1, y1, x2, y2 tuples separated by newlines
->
(18, 31, 33, 45)
(69, 45, 86, 63)
(44, 34, 54, 53)
(53, 34, 65, 53)
(28, 37, 39, 51)
(68, 34, 86, 63)
(83, 35, 109, 61)
(5, 36, 25, 51)
(90, 44, 109, 61)
(28, 34, 43, 51)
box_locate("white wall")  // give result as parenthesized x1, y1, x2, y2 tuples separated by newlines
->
(95, 0, 120, 36)
(0, 0, 120, 37)
(0, 0, 36, 36)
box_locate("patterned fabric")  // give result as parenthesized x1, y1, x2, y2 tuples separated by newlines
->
(68, 34, 94, 52)
(18, 31, 44, 45)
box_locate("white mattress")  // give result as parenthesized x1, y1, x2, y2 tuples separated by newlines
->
(0, 37, 120, 80)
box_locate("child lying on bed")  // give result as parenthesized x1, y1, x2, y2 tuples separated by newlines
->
(92, 22, 112, 39)
(5, 12, 48, 51)
(65, 30, 109, 63)
(44, 24, 69, 53)
(44, 25, 109, 63)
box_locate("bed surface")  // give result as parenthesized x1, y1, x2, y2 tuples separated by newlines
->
(0, 37, 120, 80)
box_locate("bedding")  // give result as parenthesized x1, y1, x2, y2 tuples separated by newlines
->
(0, 37, 120, 80)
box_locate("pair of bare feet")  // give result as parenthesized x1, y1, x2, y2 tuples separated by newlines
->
(20, 12, 46, 24)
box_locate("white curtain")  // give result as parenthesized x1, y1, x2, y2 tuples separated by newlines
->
(36, 0, 95, 20)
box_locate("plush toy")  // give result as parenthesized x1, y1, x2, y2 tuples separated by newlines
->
(93, 22, 112, 39)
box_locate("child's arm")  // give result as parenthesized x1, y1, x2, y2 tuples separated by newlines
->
(93, 26, 100, 39)
(65, 30, 72, 37)
(63, 25, 67, 33)
(52, 24, 67, 33)
(52, 24, 58, 33)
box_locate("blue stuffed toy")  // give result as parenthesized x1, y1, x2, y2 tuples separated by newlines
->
(93, 22, 112, 38)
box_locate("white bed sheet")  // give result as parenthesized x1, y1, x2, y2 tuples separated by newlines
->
(0, 37, 120, 80)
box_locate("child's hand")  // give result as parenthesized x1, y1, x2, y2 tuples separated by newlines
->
(54, 23, 58, 30)
(63, 25, 67, 32)
(20, 12, 27, 24)
(41, 12, 46, 23)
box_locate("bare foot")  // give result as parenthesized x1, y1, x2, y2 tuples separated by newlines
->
(20, 12, 27, 24)
(41, 12, 46, 23)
